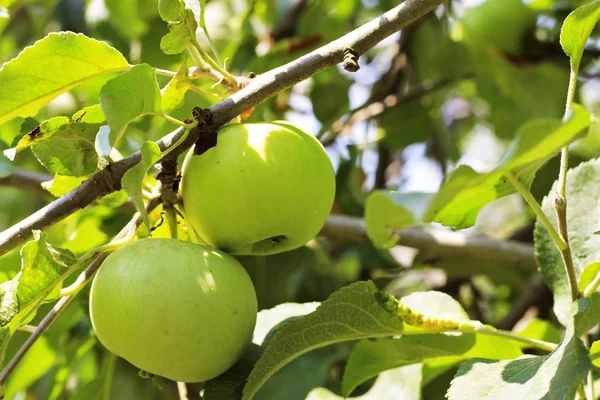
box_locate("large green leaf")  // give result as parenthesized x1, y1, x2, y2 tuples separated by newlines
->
(0, 32, 129, 126)
(0, 232, 76, 362)
(425, 105, 592, 229)
(560, 0, 600, 74)
(447, 295, 596, 400)
(535, 158, 600, 325)
(99, 64, 162, 147)
(242, 282, 406, 400)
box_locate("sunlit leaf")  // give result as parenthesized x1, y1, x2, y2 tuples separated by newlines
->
(0, 32, 129, 126)
(560, 0, 600, 74)
(425, 105, 592, 228)
(0, 232, 76, 362)
(242, 282, 406, 400)
(99, 64, 162, 148)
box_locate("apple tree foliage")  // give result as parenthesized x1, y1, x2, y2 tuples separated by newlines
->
(1, 0, 600, 399)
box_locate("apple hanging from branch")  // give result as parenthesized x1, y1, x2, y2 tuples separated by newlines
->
(181, 122, 336, 255)
(89, 238, 258, 382)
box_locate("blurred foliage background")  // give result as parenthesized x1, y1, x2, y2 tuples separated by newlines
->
(1, 0, 600, 398)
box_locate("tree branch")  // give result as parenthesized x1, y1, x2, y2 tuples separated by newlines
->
(0, 169, 51, 196)
(320, 215, 537, 272)
(0, 0, 446, 257)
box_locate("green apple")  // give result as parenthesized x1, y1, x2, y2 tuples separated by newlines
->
(180, 122, 335, 256)
(89, 238, 257, 382)
(461, 0, 536, 56)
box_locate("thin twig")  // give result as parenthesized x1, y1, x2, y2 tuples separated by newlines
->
(321, 215, 537, 271)
(554, 195, 581, 301)
(0, 0, 447, 257)
(322, 78, 452, 145)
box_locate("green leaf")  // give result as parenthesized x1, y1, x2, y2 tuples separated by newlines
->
(424, 166, 502, 229)
(447, 324, 588, 399)
(475, 53, 569, 139)
(242, 281, 405, 400)
(573, 293, 600, 335)
(590, 340, 600, 368)
(425, 105, 592, 229)
(256, 345, 347, 400)
(342, 333, 522, 396)
(121, 141, 162, 231)
(161, 61, 192, 112)
(204, 302, 320, 400)
(365, 191, 432, 248)
(31, 122, 101, 177)
(99, 64, 162, 148)
(0, 32, 129, 125)
(0, 231, 76, 362)
(160, 9, 197, 54)
(560, 0, 600, 74)
(159, 0, 186, 21)
(4, 116, 70, 160)
(579, 262, 600, 291)
(535, 158, 600, 325)
(72, 104, 105, 124)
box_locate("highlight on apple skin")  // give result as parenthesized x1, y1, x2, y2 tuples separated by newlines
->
(89, 238, 258, 383)
(181, 121, 336, 256)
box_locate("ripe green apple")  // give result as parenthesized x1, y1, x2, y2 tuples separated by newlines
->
(461, 0, 536, 56)
(180, 122, 335, 256)
(89, 238, 257, 382)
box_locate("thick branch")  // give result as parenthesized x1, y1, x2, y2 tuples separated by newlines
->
(321, 215, 537, 272)
(0, 0, 446, 256)
(208, 0, 446, 127)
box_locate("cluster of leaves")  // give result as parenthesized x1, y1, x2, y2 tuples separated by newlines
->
(1, 0, 600, 399)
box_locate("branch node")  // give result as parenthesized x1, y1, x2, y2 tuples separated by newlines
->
(343, 47, 360, 72)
